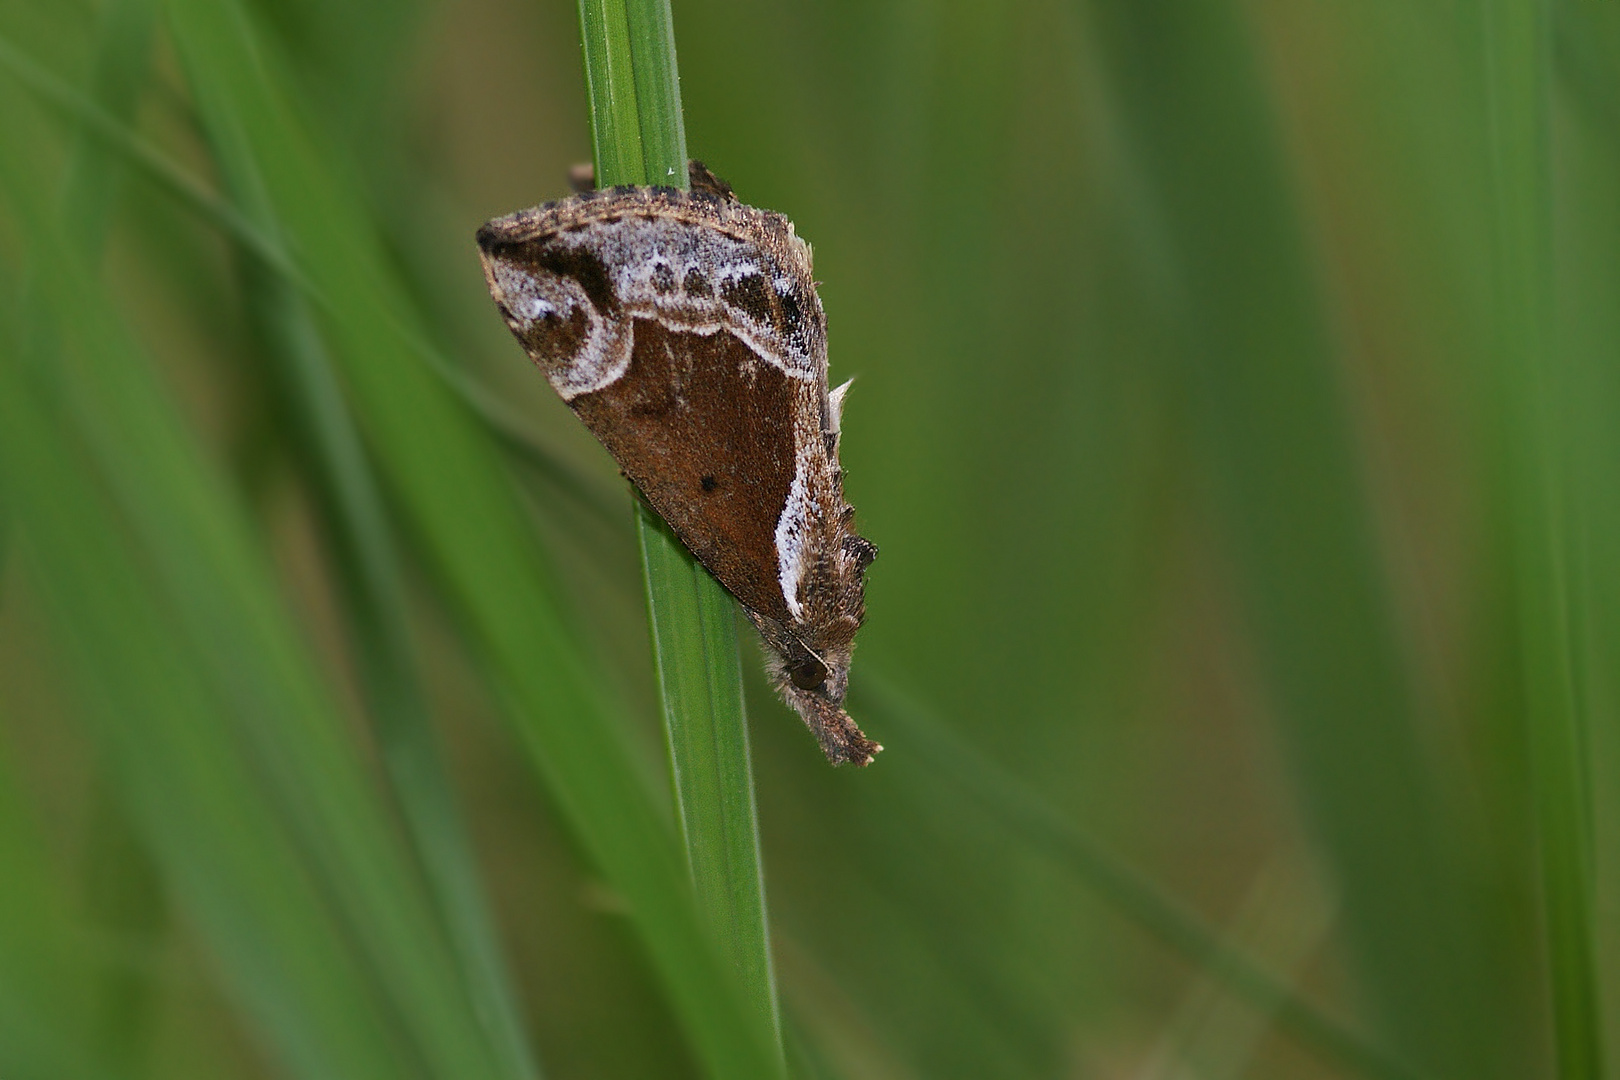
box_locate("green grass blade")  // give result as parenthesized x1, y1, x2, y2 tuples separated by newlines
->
(621, 0, 687, 185)
(211, 29, 538, 1071)
(639, 507, 783, 1048)
(80, 788, 167, 1078)
(0, 35, 610, 528)
(157, 0, 781, 1072)
(6, 0, 156, 378)
(3, 45, 521, 1080)
(579, 0, 647, 185)
(51, 0, 156, 245)
(1081, 1, 1526, 1074)
(0, 735, 133, 1080)
(577, 0, 687, 187)
(860, 676, 1425, 1080)
(240, 267, 541, 1080)
(0, 166, 424, 1080)
(577, 0, 784, 1066)
(0, 33, 305, 285)
(53, 7, 168, 1075)
(1479, 1, 1604, 1074)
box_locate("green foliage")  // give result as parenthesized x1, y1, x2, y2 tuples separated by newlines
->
(1, 0, 1614, 1077)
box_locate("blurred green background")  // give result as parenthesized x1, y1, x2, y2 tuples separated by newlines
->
(1, 0, 1616, 1077)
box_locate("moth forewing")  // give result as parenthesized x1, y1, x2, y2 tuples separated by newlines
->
(477, 161, 880, 765)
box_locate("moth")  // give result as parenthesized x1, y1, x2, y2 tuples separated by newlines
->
(476, 162, 881, 766)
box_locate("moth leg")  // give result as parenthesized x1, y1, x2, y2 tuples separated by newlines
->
(569, 159, 737, 203)
(686, 160, 737, 202)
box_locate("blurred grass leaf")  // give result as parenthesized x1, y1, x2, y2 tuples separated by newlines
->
(0, 145, 465, 1079)
(1478, 0, 1603, 1074)
(159, 0, 779, 1073)
(1, 0, 1614, 1075)
(1080, 1, 1534, 1074)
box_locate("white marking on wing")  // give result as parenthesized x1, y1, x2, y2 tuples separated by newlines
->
(775, 451, 813, 621)
(543, 219, 820, 379)
(490, 260, 631, 399)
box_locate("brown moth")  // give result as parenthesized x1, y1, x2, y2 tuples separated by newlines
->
(476, 162, 881, 766)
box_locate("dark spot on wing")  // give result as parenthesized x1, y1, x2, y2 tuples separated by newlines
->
(651, 262, 676, 294)
(700, 474, 718, 492)
(532, 244, 618, 315)
(684, 267, 711, 297)
(517, 305, 591, 369)
(721, 273, 772, 323)
(776, 284, 806, 351)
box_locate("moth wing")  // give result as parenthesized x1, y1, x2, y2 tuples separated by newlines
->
(569, 317, 800, 624)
